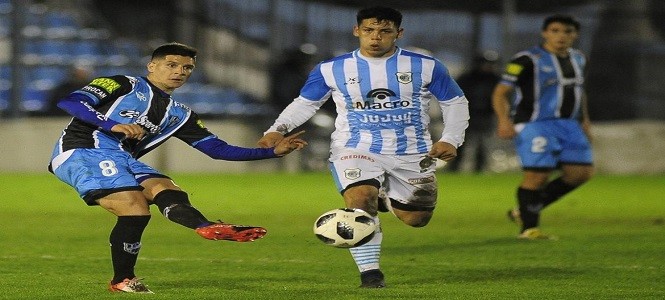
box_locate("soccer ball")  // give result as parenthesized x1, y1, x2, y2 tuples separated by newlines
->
(313, 208, 376, 248)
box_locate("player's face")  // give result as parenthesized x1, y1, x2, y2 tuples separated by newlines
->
(146, 55, 195, 94)
(541, 22, 578, 55)
(353, 18, 403, 58)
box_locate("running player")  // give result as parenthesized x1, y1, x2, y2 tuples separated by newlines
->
(258, 6, 469, 288)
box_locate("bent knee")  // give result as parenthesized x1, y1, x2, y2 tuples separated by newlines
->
(396, 211, 432, 227)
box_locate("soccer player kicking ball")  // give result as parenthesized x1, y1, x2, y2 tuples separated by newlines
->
(48, 42, 307, 293)
(258, 6, 469, 288)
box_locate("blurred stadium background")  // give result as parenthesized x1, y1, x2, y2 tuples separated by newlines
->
(0, 0, 663, 174)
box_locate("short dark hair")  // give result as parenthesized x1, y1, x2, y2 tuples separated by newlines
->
(151, 42, 197, 61)
(356, 6, 402, 28)
(542, 14, 580, 31)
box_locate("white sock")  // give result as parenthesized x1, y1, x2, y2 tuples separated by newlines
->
(349, 216, 382, 272)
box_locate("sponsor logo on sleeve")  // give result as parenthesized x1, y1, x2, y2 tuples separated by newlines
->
(81, 85, 109, 99)
(90, 78, 121, 94)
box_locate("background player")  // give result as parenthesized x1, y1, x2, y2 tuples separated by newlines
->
(492, 15, 594, 239)
(48, 42, 306, 293)
(258, 6, 469, 288)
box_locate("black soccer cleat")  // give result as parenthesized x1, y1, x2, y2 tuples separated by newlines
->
(360, 269, 386, 288)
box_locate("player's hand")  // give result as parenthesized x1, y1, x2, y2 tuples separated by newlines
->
(273, 131, 308, 156)
(111, 124, 146, 140)
(428, 141, 457, 161)
(258, 131, 285, 148)
(496, 120, 516, 139)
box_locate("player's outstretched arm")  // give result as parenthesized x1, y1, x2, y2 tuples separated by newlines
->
(258, 131, 285, 148)
(273, 131, 308, 156)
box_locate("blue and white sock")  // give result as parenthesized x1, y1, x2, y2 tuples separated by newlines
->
(349, 216, 382, 272)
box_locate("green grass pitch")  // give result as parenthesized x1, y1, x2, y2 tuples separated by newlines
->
(0, 172, 663, 299)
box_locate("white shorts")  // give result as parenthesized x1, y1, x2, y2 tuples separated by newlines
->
(328, 149, 438, 211)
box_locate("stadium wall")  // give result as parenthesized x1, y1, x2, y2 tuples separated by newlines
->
(0, 119, 663, 174)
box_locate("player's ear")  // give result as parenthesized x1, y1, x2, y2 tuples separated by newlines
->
(147, 61, 155, 72)
(353, 25, 360, 37)
(396, 28, 404, 40)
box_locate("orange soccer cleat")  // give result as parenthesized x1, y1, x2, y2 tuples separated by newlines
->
(195, 222, 267, 242)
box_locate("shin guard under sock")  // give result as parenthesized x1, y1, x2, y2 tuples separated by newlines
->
(153, 190, 211, 229)
(110, 215, 150, 284)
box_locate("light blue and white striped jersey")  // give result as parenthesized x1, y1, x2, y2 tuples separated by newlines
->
(298, 47, 464, 155)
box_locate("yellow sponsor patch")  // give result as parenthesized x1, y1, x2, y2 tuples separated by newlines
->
(505, 63, 524, 76)
(196, 119, 206, 129)
(90, 78, 121, 94)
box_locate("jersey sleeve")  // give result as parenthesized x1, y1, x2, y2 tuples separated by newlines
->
(73, 76, 133, 106)
(427, 60, 464, 102)
(56, 76, 133, 131)
(500, 55, 533, 86)
(174, 112, 278, 161)
(298, 63, 332, 101)
(173, 111, 219, 145)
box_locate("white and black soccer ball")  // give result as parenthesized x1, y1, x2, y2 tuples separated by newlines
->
(313, 208, 376, 248)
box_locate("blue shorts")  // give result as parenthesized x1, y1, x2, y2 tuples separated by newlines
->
(50, 148, 167, 205)
(514, 119, 593, 170)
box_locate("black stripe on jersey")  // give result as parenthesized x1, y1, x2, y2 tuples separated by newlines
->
(557, 56, 577, 118)
(512, 55, 536, 124)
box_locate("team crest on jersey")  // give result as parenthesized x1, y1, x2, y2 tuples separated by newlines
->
(344, 168, 361, 180)
(396, 72, 412, 84)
